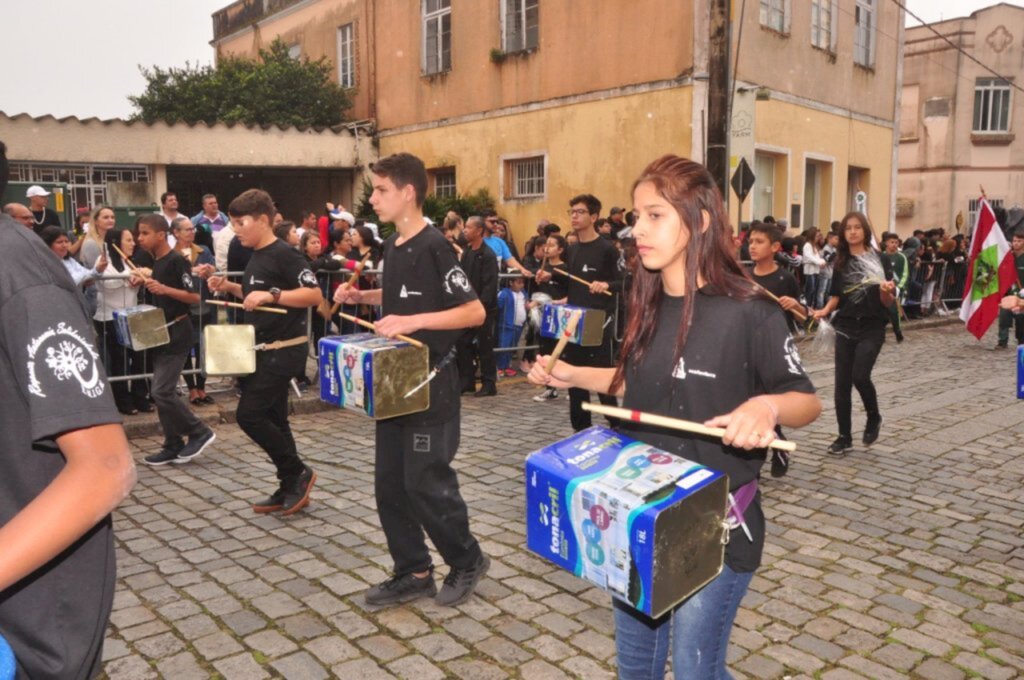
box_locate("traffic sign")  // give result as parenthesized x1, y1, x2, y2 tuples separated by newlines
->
(731, 158, 756, 204)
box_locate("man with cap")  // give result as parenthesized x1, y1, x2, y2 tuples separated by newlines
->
(609, 206, 631, 239)
(26, 185, 62, 235)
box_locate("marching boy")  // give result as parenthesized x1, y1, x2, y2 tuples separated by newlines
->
(334, 153, 490, 607)
(134, 214, 217, 466)
(208, 190, 322, 515)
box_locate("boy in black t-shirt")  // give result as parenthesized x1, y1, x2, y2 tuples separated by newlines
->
(208, 190, 322, 516)
(134, 214, 216, 466)
(747, 221, 807, 332)
(333, 153, 490, 608)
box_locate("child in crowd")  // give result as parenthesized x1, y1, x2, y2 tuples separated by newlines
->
(496, 276, 528, 376)
(881, 232, 908, 343)
(747, 221, 807, 332)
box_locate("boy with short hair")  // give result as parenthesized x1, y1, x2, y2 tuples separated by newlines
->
(496, 275, 528, 376)
(747, 221, 806, 332)
(881, 232, 907, 343)
(208, 190, 323, 515)
(333, 152, 490, 607)
(134, 214, 217, 466)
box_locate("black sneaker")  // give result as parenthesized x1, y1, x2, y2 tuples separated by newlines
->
(175, 429, 216, 464)
(827, 436, 852, 457)
(770, 450, 789, 478)
(252, 488, 286, 514)
(436, 553, 490, 607)
(364, 569, 437, 606)
(533, 387, 558, 402)
(145, 445, 183, 466)
(863, 415, 882, 445)
(281, 466, 316, 516)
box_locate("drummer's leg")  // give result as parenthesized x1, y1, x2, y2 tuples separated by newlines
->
(375, 420, 431, 574)
(237, 370, 304, 482)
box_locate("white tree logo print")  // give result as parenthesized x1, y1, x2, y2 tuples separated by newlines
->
(46, 341, 89, 381)
(26, 323, 106, 399)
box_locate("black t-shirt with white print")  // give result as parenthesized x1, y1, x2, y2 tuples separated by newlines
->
(150, 250, 194, 355)
(619, 288, 816, 573)
(381, 224, 478, 425)
(565, 237, 620, 312)
(242, 239, 319, 376)
(0, 215, 120, 679)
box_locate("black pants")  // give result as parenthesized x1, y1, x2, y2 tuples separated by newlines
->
(457, 309, 497, 390)
(834, 323, 885, 438)
(565, 325, 618, 432)
(236, 365, 305, 483)
(375, 416, 481, 574)
(151, 350, 207, 449)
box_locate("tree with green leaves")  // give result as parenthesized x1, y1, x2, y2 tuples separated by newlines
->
(130, 39, 352, 128)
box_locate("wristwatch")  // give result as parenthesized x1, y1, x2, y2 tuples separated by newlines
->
(269, 287, 282, 303)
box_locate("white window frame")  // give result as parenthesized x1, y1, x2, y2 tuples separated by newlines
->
(759, 0, 789, 34)
(973, 78, 1012, 133)
(854, 0, 876, 67)
(501, 0, 539, 53)
(422, 0, 452, 75)
(287, 43, 302, 60)
(336, 23, 355, 88)
(751, 144, 791, 223)
(968, 198, 1003, 228)
(431, 167, 457, 199)
(500, 152, 547, 202)
(811, 0, 836, 52)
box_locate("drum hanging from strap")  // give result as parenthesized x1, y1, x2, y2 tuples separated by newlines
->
(112, 305, 171, 351)
(318, 333, 430, 419)
(203, 324, 257, 376)
(539, 304, 606, 346)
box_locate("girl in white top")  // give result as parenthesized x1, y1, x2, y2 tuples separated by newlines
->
(95, 228, 145, 415)
(801, 227, 826, 309)
(94, 229, 140, 322)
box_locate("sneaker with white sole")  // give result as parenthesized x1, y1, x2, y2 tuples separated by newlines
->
(175, 429, 216, 464)
(533, 387, 558, 402)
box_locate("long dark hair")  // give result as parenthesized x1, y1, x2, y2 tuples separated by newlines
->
(834, 211, 879, 273)
(105, 229, 128, 271)
(610, 155, 760, 394)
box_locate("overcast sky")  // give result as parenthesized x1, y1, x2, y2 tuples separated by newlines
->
(0, 0, 1017, 121)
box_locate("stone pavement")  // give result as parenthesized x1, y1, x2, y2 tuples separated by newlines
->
(102, 322, 1024, 679)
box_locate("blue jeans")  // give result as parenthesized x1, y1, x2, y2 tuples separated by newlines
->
(496, 324, 523, 370)
(803, 274, 819, 310)
(613, 564, 754, 680)
(817, 274, 831, 309)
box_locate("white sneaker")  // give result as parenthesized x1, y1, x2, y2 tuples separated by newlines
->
(533, 387, 558, 402)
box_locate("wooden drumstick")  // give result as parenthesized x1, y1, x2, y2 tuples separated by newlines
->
(582, 402, 797, 452)
(752, 281, 807, 323)
(110, 243, 146, 280)
(328, 253, 372, 316)
(544, 309, 582, 376)
(206, 299, 288, 315)
(552, 267, 613, 296)
(336, 311, 425, 348)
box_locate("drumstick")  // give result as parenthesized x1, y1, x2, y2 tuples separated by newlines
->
(752, 281, 807, 323)
(110, 243, 146, 280)
(581, 402, 797, 452)
(328, 253, 372, 316)
(336, 311, 425, 348)
(544, 309, 582, 376)
(553, 267, 613, 296)
(206, 299, 288, 315)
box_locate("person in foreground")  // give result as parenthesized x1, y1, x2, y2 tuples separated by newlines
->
(529, 155, 821, 679)
(0, 140, 137, 679)
(333, 153, 490, 607)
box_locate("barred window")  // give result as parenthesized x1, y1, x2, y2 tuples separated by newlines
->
(968, 198, 1003, 229)
(811, 0, 832, 50)
(337, 23, 355, 88)
(431, 168, 456, 199)
(505, 156, 545, 200)
(502, 0, 538, 52)
(423, 0, 452, 75)
(973, 78, 1012, 133)
(760, 0, 786, 33)
(854, 0, 875, 67)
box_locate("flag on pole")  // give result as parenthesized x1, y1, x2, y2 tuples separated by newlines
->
(959, 197, 1016, 339)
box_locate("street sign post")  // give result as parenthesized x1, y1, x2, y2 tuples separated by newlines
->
(730, 158, 756, 219)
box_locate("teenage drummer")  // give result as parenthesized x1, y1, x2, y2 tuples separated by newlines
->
(536, 193, 621, 431)
(134, 214, 217, 466)
(333, 153, 490, 608)
(208, 189, 323, 516)
(530, 155, 820, 679)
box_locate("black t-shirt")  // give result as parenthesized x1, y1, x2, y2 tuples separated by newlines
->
(381, 225, 478, 425)
(150, 250, 194, 355)
(565, 237, 620, 312)
(829, 253, 893, 330)
(30, 207, 63, 235)
(0, 215, 120, 679)
(242, 239, 319, 376)
(537, 262, 569, 300)
(751, 266, 803, 332)
(619, 289, 816, 573)
(459, 242, 498, 310)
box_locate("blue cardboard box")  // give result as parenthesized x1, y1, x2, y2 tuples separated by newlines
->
(526, 426, 729, 618)
(318, 334, 429, 419)
(539, 304, 607, 346)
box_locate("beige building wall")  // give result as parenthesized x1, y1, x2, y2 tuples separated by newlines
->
(897, 4, 1024, 234)
(380, 87, 694, 247)
(213, 0, 373, 121)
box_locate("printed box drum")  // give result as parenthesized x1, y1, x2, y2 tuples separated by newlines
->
(525, 426, 728, 618)
(539, 304, 606, 346)
(112, 305, 169, 351)
(318, 334, 429, 419)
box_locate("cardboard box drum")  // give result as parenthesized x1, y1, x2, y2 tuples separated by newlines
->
(539, 304, 606, 346)
(319, 334, 429, 419)
(203, 324, 257, 376)
(112, 305, 169, 351)
(526, 426, 729, 618)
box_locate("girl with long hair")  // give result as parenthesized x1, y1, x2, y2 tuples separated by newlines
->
(97, 228, 145, 415)
(529, 155, 820, 679)
(812, 211, 895, 455)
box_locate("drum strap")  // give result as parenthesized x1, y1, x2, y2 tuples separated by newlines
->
(256, 335, 309, 351)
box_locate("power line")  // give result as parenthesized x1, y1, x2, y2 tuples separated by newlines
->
(892, 0, 1024, 95)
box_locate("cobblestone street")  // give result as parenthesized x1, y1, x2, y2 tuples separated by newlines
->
(102, 322, 1024, 680)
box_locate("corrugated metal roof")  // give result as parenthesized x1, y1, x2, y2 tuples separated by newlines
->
(0, 110, 354, 136)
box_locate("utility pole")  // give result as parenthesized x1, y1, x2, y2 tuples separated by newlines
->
(706, 0, 731, 204)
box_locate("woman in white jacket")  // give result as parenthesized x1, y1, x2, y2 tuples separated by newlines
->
(801, 227, 826, 309)
(95, 228, 145, 415)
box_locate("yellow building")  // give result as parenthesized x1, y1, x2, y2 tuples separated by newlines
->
(212, 0, 903, 244)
